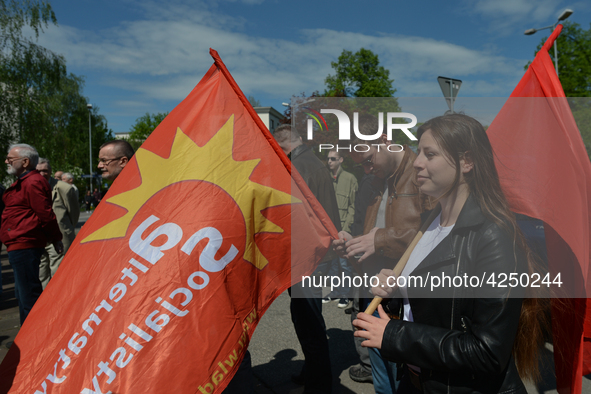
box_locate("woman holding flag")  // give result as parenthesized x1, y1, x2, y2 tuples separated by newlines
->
(353, 114, 546, 393)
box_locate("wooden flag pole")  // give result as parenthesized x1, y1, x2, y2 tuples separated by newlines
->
(364, 207, 440, 315)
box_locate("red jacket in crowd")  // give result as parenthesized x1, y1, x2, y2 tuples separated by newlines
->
(0, 170, 62, 251)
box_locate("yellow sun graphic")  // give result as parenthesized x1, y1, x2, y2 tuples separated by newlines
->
(81, 115, 297, 270)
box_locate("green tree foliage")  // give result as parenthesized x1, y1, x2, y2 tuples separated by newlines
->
(528, 21, 591, 97)
(569, 98, 591, 160)
(554, 22, 591, 97)
(282, 49, 402, 180)
(0, 0, 113, 186)
(322, 47, 402, 151)
(526, 22, 591, 162)
(0, 0, 56, 45)
(325, 48, 397, 98)
(555, 22, 591, 161)
(321, 48, 401, 145)
(1, 0, 60, 178)
(127, 112, 169, 150)
(555, 22, 591, 162)
(283, 50, 402, 180)
(247, 96, 261, 107)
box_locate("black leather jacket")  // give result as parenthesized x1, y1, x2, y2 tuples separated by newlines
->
(290, 144, 341, 265)
(381, 195, 528, 394)
(290, 144, 341, 232)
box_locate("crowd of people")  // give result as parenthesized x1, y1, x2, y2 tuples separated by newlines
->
(0, 113, 548, 394)
(0, 140, 134, 325)
(270, 113, 546, 394)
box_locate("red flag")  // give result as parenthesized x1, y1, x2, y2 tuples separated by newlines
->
(487, 25, 591, 393)
(0, 49, 337, 393)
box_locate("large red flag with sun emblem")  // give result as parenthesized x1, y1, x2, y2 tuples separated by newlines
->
(0, 49, 337, 393)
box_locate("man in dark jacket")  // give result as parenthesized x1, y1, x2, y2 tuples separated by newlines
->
(274, 124, 341, 394)
(1, 144, 62, 324)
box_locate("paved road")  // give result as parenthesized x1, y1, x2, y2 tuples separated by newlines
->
(249, 292, 374, 394)
(247, 290, 583, 394)
(0, 210, 589, 393)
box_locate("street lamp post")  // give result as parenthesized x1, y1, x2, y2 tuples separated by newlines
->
(283, 98, 317, 138)
(87, 103, 93, 192)
(524, 9, 573, 77)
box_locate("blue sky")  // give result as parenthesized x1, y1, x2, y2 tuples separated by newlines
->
(30, 0, 591, 133)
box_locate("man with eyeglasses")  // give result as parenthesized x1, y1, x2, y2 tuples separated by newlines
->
(97, 140, 135, 182)
(332, 116, 432, 394)
(333, 126, 429, 271)
(1, 144, 62, 324)
(322, 149, 357, 309)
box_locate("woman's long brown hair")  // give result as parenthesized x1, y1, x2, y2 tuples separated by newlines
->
(417, 113, 548, 382)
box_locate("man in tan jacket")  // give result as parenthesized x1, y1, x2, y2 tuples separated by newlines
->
(37, 158, 80, 288)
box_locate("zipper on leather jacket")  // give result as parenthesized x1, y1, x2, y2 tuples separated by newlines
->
(448, 237, 466, 394)
(450, 238, 464, 328)
(389, 192, 418, 204)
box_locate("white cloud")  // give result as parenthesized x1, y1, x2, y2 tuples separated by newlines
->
(465, 0, 567, 34)
(35, 21, 523, 99)
(22, 0, 528, 121)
